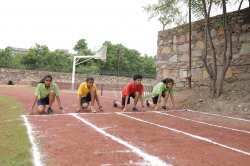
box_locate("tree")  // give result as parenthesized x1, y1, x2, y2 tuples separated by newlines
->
(143, 0, 245, 98)
(20, 43, 50, 66)
(98, 41, 156, 77)
(0, 46, 14, 62)
(73, 39, 92, 55)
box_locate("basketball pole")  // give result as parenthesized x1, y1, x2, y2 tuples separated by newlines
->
(118, 48, 121, 88)
(71, 56, 94, 92)
(71, 56, 76, 92)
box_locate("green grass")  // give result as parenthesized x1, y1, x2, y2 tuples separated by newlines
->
(0, 94, 33, 166)
(0, 86, 36, 91)
(193, 88, 199, 93)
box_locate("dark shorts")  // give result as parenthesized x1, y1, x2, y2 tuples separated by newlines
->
(81, 92, 92, 105)
(152, 91, 167, 104)
(37, 96, 52, 107)
(121, 93, 136, 105)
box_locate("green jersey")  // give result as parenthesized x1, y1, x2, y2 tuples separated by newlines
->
(35, 83, 60, 100)
(152, 82, 173, 97)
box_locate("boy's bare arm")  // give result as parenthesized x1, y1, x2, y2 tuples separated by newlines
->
(95, 94, 104, 111)
(123, 95, 129, 112)
(156, 94, 161, 109)
(140, 95, 145, 111)
(56, 96, 62, 113)
(170, 95, 175, 107)
(78, 94, 82, 110)
(29, 96, 38, 115)
(140, 95, 144, 106)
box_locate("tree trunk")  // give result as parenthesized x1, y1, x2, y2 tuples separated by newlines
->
(202, 0, 216, 98)
(209, 78, 216, 98)
(216, 0, 244, 98)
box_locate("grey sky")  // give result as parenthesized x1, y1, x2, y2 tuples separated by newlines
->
(0, 0, 248, 57)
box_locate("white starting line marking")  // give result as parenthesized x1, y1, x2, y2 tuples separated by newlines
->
(187, 109, 250, 122)
(156, 112, 250, 134)
(21, 115, 43, 166)
(70, 113, 170, 166)
(117, 113, 250, 156)
(26, 111, 168, 116)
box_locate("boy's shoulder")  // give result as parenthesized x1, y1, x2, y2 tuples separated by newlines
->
(127, 82, 143, 88)
(37, 83, 44, 88)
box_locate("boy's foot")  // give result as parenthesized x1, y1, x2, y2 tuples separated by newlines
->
(47, 108, 54, 114)
(113, 100, 117, 107)
(162, 106, 167, 110)
(146, 100, 149, 107)
(132, 107, 138, 112)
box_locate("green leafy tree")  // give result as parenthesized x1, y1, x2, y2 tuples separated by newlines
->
(0, 46, 14, 62)
(73, 39, 92, 55)
(99, 41, 156, 76)
(20, 43, 50, 66)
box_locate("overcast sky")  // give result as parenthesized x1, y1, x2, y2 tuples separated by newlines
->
(0, 0, 248, 57)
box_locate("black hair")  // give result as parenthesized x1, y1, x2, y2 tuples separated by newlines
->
(86, 76, 94, 82)
(161, 78, 174, 84)
(39, 74, 53, 84)
(133, 73, 142, 81)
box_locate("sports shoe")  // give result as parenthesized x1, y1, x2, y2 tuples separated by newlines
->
(132, 107, 138, 112)
(162, 106, 167, 110)
(146, 100, 149, 107)
(113, 100, 117, 107)
(47, 108, 54, 114)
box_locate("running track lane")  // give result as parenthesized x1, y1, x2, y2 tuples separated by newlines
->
(77, 113, 250, 166)
(28, 114, 168, 166)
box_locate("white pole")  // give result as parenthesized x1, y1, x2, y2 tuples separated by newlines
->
(71, 56, 76, 91)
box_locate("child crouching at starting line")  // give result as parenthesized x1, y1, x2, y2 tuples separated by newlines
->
(113, 73, 145, 112)
(28, 74, 63, 115)
(76, 76, 104, 113)
(146, 78, 176, 111)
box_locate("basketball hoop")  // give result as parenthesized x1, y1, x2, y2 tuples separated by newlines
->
(71, 46, 107, 91)
(100, 58, 106, 62)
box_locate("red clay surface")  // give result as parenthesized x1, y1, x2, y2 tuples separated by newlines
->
(1, 89, 250, 166)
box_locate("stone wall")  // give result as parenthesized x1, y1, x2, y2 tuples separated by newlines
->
(0, 68, 158, 86)
(157, 8, 250, 87)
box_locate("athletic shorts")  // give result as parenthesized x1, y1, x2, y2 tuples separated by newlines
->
(152, 91, 167, 104)
(81, 92, 92, 105)
(121, 92, 137, 105)
(37, 96, 54, 107)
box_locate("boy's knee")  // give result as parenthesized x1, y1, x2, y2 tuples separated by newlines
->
(135, 91, 140, 96)
(82, 103, 88, 109)
(164, 91, 169, 95)
(38, 109, 43, 113)
(90, 88, 96, 93)
(49, 90, 55, 95)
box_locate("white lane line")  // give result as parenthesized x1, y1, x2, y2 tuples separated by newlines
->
(156, 112, 250, 134)
(187, 109, 250, 122)
(117, 113, 250, 156)
(70, 113, 170, 166)
(21, 115, 43, 166)
(27, 111, 166, 116)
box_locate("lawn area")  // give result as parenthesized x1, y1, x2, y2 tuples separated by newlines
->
(0, 86, 36, 91)
(0, 94, 33, 166)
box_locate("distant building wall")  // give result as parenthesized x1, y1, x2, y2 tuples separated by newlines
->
(0, 68, 158, 87)
(156, 8, 250, 87)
